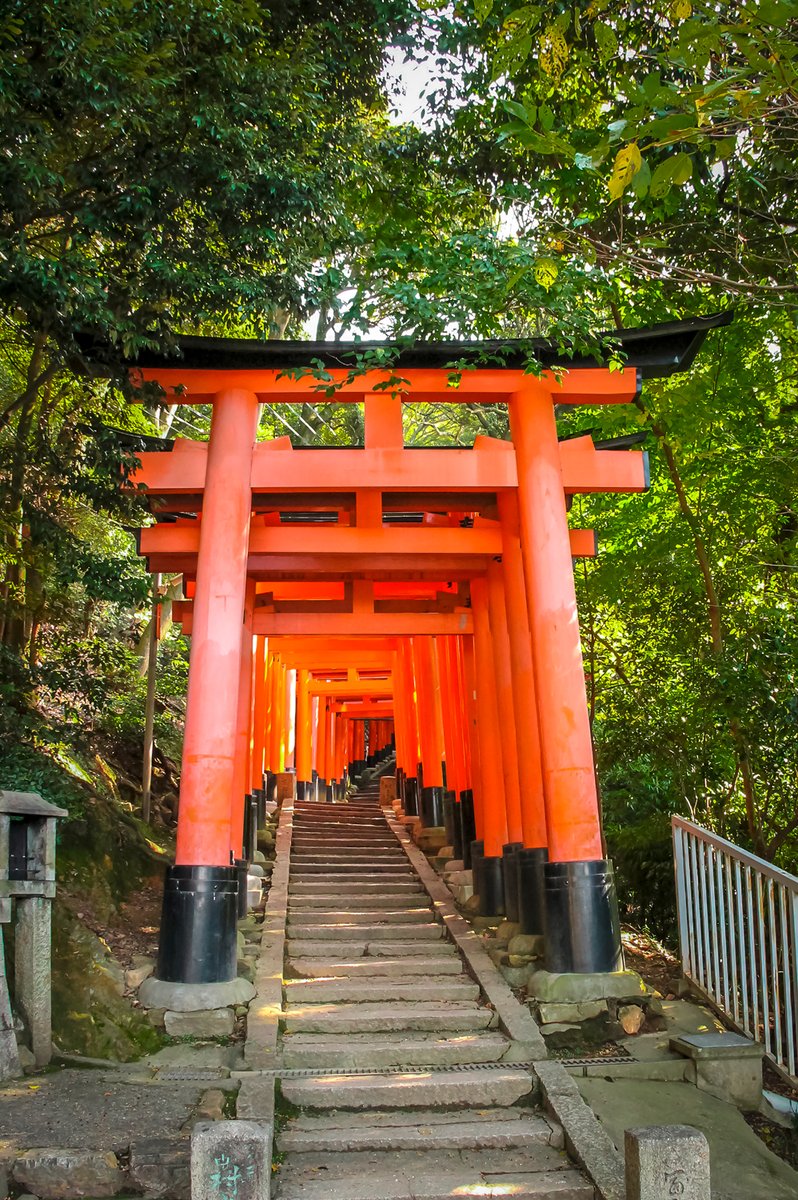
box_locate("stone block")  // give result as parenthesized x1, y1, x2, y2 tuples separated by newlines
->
(669, 1032, 764, 1110)
(452, 884, 474, 904)
(276, 772, 295, 801)
(625, 1125, 710, 1199)
(538, 1001, 607, 1025)
(125, 955, 155, 991)
(500, 962, 533, 988)
(140, 976, 255, 1012)
(509, 933, 544, 957)
(164, 1007, 235, 1038)
(445, 870, 473, 886)
(444, 859, 465, 874)
(129, 1138, 190, 1200)
(527, 968, 650, 1004)
(496, 920, 521, 943)
(619, 1004, 646, 1035)
(13, 1149, 124, 1199)
(379, 777, 396, 804)
(191, 1120, 271, 1200)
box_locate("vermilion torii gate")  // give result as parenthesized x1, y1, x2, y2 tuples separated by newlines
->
(110, 315, 728, 997)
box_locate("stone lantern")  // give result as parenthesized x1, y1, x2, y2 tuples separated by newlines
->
(0, 790, 67, 1079)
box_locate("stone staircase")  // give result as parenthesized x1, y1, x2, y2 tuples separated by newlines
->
(273, 785, 594, 1199)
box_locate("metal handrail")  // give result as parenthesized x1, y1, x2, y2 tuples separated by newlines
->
(672, 815, 798, 1082)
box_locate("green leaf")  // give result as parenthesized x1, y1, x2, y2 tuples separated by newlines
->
(608, 143, 643, 201)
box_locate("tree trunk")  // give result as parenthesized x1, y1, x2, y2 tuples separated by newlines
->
(141, 573, 161, 824)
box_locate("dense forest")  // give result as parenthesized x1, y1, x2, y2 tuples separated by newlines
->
(1, 0, 796, 952)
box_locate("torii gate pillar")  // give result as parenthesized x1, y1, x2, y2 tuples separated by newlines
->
(510, 385, 622, 973)
(157, 388, 258, 987)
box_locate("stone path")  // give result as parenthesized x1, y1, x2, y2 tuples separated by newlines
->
(273, 785, 593, 1199)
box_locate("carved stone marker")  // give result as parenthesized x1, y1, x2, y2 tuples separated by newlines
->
(625, 1125, 710, 1200)
(191, 1120, 271, 1200)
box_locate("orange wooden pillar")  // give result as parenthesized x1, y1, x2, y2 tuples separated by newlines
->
(391, 646, 411, 813)
(250, 636, 268, 793)
(315, 697, 328, 797)
(397, 640, 420, 816)
(460, 632, 482, 859)
(334, 713, 347, 798)
(163, 387, 258, 986)
(231, 578, 256, 860)
(295, 668, 312, 800)
(510, 385, 622, 972)
(411, 636, 445, 826)
(498, 490, 549, 935)
(470, 577, 509, 916)
(325, 707, 336, 801)
(263, 651, 274, 799)
(436, 636, 462, 852)
(487, 562, 524, 844)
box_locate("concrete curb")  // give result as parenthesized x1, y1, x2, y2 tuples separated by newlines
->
(244, 795, 293, 1071)
(534, 1059, 626, 1200)
(385, 812, 547, 1062)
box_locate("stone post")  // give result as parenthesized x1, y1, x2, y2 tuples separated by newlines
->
(14, 896, 52, 1066)
(625, 1126, 710, 1200)
(191, 1120, 271, 1200)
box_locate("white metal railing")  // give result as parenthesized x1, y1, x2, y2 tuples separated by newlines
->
(672, 815, 798, 1082)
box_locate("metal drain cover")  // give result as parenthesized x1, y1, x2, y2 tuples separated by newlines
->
(156, 1068, 229, 1081)
(260, 1062, 541, 1079)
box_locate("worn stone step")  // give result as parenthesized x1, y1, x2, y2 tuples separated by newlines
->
(279, 1068, 533, 1111)
(284, 976, 478, 1003)
(280, 1030, 510, 1069)
(286, 909, 431, 927)
(274, 1152, 591, 1200)
(294, 813, 383, 822)
(290, 863, 414, 875)
(282, 1001, 495, 1034)
(286, 922, 442, 941)
(277, 1107, 561, 1153)
(290, 856, 406, 866)
(286, 939, 457, 959)
(291, 845, 400, 854)
(288, 956, 463, 978)
(290, 880, 422, 894)
(288, 893, 426, 910)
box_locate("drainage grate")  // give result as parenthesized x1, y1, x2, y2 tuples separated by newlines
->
(252, 1061, 542, 1079)
(156, 1068, 229, 1081)
(557, 1052, 634, 1067)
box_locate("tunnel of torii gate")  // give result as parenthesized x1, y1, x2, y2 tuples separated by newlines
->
(106, 313, 729, 995)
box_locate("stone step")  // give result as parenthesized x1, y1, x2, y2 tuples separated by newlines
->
(288, 893, 426, 910)
(286, 922, 442, 941)
(290, 863, 415, 875)
(291, 843, 400, 852)
(279, 1067, 534, 1110)
(280, 1030, 510, 1069)
(274, 1151, 591, 1200)
(288, 956, 463, 978)
(290, 880, 422, 894)
(277, 1107, 560, 1153)
(284, 976, 478, 1004)
(289, 859, 408, 868)
(286, 909, 432, 927)
(282, 1001, 495, 1035)
(294, 813, 384, 821)
(286, 939, 458, 959)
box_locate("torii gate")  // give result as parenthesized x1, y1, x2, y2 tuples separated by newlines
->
(110, 314, 729, 1000)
